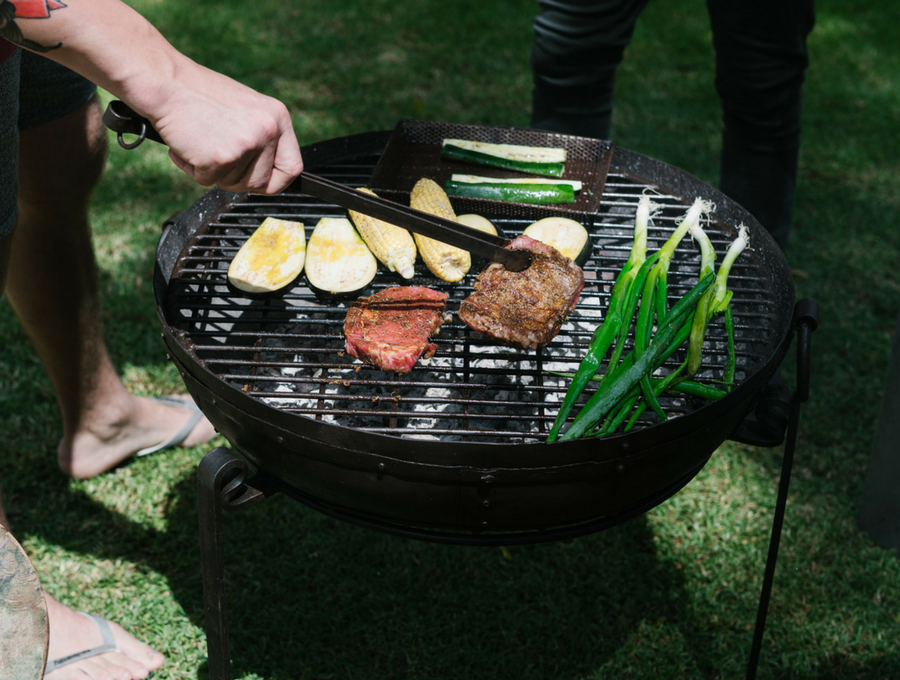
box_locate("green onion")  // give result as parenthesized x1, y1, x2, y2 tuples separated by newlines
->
(631, 198, 712, 419)
(560, 275, 715, 440)
(547, 194, 655, 441)
(687, 223, 749, 377)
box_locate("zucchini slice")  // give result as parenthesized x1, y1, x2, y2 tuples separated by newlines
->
(305, 217, 378, 300)
(445, 180, 575, 205)
(456, 213, 499, 236)
(451, 174, 582, 193)
(441, 139, 566, 178)
(227, 217, 306, 298)
(522, 217, 592, 265)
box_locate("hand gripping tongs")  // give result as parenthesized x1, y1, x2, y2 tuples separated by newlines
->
(101, 100, 531, 271)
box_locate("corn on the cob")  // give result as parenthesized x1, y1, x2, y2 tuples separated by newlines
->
(409, 178, 471, 282)
(348, 188, 417, 279)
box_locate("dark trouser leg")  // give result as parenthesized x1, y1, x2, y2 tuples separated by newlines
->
(530, 0, 649, 139)
(708, 0, 816, 250)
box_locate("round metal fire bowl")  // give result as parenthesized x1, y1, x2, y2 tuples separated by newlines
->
(155, 131, 795, 543)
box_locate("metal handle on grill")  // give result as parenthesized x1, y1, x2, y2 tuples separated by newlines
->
(102, 100, 165, 148)
(101, 100, 531, 271)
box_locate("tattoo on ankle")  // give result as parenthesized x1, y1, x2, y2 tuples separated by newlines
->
(0, 0, 65, 53)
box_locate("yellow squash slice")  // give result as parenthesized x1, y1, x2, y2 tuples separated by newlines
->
(227, 217, 307, 297)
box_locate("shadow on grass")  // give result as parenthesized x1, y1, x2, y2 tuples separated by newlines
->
(174, 485, 701, 680)
(14, 460, 727, 680)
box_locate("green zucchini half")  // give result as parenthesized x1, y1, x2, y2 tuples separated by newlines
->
(451, 174, 582, 193)
(441, 139, 566, 178)
(445, 180, 575, 205)
(305, 217, 378, 300)
(522, 217, 592, 266)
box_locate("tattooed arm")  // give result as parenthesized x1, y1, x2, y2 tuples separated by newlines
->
(1, 0, 302, 194)
(0, 0, 63, 52)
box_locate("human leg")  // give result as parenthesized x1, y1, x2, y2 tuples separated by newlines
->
(0, 46, 21, 532)
(42, 597, 164, 679)
(530, 0, 649, 138)
(6, 56, 215, 479)
(707, 0, 816, 250)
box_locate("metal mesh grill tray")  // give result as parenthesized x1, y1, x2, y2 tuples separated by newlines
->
(367, 119, 613, 221)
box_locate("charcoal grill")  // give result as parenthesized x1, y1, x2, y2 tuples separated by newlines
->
(147, 129, 816, 679)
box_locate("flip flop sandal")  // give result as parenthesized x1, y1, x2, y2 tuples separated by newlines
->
(135, 396, 205, 458)
(43, 613, 118, 674)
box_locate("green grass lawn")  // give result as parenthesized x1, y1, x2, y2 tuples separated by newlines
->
(2, 0, 899, 678)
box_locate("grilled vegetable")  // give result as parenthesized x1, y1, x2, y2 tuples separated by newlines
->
(227, 217, 306, 298)
(547, 195, 655, 441)
(456, 213, 499, 236)
(522, 216, 591, 265)
(445, 180, 575, 205)
(560, 275, 715, 440)
(631, 198, 712, 418)
(686, 223, 749, 380)
(304, 217, 377, 300)
(441, 139, 566, 177)
(451, 174, 582, 192)
(550, 196, 750, 440)
(348, 187, 417, 279)
(409, 178, 471, 282)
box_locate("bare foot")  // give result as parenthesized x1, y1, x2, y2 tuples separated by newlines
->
(58, 394, 217, 479)
(44, 594, 165, 679)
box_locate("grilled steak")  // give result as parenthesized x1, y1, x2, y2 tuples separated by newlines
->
(344, 286, 449, 373)
(458, 235, 584, 350)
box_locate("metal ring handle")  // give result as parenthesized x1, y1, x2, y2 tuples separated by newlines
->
(116, 125, 147, 150)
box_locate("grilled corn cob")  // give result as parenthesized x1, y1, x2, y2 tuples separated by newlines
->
(409, 178, 471, 282)
(348, 188, 418, 279)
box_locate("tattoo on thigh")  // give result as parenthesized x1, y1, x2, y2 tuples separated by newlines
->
(0, 0, 65, 53)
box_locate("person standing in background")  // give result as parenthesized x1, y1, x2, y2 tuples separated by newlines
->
(530, 0, 816, 250)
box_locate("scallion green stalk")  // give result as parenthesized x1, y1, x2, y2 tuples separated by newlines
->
(687, 223, 749, 376)
(547, 194, 654, 441)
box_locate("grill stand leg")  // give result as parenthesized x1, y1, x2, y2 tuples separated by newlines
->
(197, 447, 276, 680)
(746, 299, 818, 680)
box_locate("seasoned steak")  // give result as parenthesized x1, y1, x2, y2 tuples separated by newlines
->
(344, 286, 449, 373)
(458, 235, 584, 350)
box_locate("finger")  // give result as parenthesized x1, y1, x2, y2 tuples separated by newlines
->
(217, 128, 302, 195)
(211, 152, 258, 192)
(215, 149, 274, 194)
(262, 136, 304, 195)
(168, 149, 200, 184)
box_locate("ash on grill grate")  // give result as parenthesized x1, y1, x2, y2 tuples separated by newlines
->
(167, 171, 779, 444)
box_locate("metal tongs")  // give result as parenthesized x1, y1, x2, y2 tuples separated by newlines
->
(102, 101, 530, 271)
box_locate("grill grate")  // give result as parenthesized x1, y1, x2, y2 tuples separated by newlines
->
(163, 157, 781, 444)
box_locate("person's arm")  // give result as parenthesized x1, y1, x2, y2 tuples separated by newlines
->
(0, 0, 303, 194)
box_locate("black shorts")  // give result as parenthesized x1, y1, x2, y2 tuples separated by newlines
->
(0, 49, 97, 238)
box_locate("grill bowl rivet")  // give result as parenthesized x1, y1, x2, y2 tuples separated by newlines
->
(378, 463, 386, 471)
(277, 436, 284, 444)
(483, 500, 491, 508)
(616, 465, 625, 473)
(481, 474, 495, 484)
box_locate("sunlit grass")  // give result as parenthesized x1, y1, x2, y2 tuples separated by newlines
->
(1, 0, 898, 678)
